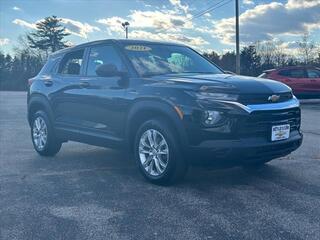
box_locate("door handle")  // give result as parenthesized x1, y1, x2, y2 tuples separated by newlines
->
(79, 81, 90, 88)
(44, 80, 53, 86)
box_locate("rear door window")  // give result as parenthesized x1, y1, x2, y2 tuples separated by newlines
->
(58, 49, 84, 75)
(279, 69, 305, 78)
(307, 69, 320, 78)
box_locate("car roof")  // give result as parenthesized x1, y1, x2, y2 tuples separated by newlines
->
(50, 39, 186, 57)
(263, 66, 319, 73)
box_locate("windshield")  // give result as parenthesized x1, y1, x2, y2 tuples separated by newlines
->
(122, 44, 223, 77)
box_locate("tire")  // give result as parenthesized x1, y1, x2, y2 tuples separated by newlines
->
(134, 118, 188, 185)
(31, 110, 62, 156)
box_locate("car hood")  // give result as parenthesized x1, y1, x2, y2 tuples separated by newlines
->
(150, 73, 291, 94)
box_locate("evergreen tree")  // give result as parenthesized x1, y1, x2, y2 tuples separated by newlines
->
(240, 46, 261, 76)
(220, 51, 236, 73)
(203, 51, 220, 65)
(27, 16, 70, 55)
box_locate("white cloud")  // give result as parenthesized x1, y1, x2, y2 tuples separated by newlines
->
(12, 18, 100, 38)
(129, 10, 192, 30)
(12, 19, 36, 29)
(213, 0, 320, 45)
(97, 10, 193, 33)
(60, 18, 100, 38)
(243, 0, 254, 5)
(286, 0, 320, 8)
(0, 38, 10, 46)
(129, 30, 209, 47)
(97, 17, 127, 34)
(169, 0, 189, 14)
(12, 6, 22, 11)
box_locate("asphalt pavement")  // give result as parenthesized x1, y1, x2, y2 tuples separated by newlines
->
(0, 91, 319, 240)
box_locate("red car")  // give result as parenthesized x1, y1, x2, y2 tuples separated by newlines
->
(259, 66, 320, 98)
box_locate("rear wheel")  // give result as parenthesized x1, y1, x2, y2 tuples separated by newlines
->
(134, 118, 188, 185)
(31, 111, 62, 156)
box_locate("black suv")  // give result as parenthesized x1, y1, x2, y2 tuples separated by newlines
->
(28, 39, 302, 184)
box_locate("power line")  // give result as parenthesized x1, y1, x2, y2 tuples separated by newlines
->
(156, 0, 233, 33)
(188, 0, 231, 21)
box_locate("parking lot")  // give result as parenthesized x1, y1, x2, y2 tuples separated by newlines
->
(0, 91, 319, 240)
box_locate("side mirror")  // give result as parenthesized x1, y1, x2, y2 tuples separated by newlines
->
(95, 64, 124, 77)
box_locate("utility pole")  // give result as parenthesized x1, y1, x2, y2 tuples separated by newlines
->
(122, 22, 130, 39)
(235, 0, 240, 74)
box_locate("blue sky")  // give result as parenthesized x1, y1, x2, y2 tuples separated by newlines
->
(0, 0, 319, 54)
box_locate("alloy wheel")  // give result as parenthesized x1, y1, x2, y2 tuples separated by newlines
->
(32, 116, 48, 151)
(138, 129, 169, 176)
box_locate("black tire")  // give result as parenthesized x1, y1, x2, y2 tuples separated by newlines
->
(134, 118, 188, 185)
(31, 110, 62, 156)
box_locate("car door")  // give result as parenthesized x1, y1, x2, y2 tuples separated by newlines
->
(306, 68, 320, 93)
(277, 68, 308, 94)
(71, 44, 129, 141)
(51, 48, 88, 130)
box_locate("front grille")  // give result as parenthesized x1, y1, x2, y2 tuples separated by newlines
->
(237, 107, 301, 139)
(238, 92, 293, 105)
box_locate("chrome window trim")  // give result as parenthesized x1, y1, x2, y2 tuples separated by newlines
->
(223, 96, 300, 113)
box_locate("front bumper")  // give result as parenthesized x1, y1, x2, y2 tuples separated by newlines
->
(187, 130, 302, 165)
(183, 97, 303, 165)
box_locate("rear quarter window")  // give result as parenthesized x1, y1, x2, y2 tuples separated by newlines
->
(38, 56, 61, 75)
(278, 69, 305, 78)
(58, 49, 84, 75)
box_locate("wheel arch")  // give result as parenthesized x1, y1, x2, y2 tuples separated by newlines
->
(27, 94, 54, 127)
(125, 100, 188, 152)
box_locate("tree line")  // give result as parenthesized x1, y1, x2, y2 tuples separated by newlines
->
(0, 16, 70, 91)
(1, 16, 319, 91)
(204, 35, 320, 76)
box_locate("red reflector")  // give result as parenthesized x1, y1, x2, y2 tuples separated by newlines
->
(28, 78, 34, 86)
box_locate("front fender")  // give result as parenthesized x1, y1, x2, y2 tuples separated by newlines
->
(125, 99, 188, 148)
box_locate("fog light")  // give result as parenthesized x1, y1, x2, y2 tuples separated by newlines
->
(204, 110, 222, 126)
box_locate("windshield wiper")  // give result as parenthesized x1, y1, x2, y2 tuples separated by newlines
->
(141, 72, 172, 77)
(180, 71, 217, 74)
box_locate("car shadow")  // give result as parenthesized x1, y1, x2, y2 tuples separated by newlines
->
(29, 142, 319, 197)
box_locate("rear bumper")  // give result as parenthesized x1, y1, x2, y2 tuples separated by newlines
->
(186, 130, 303, 165)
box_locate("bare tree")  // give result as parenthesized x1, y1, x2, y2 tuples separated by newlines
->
(14, 34, 46, 61)
(297, 33, 317, 65)
(256, 39, 290, 68)
(256, 40, 276, 68)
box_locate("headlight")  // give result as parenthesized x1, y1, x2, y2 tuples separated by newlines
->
(203, 110, 223, 126)
(194, 92, 238, 101)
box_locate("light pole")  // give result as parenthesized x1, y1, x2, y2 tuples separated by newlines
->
(122, 21, 130, 39)
(235, 0, 240, 74)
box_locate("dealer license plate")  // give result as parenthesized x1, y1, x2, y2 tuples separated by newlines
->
(271, 124, 290, 141)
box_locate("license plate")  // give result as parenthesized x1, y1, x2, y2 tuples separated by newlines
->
(271, 124, 290, 141)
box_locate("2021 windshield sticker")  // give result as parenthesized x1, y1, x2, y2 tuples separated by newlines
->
(125, 45, 152, 51)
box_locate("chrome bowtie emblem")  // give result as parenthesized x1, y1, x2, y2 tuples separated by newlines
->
(268, 95, 280, 102)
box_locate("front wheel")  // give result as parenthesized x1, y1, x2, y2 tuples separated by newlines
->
(134, 118, 188, 185)
(31, 110, 62, 156)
